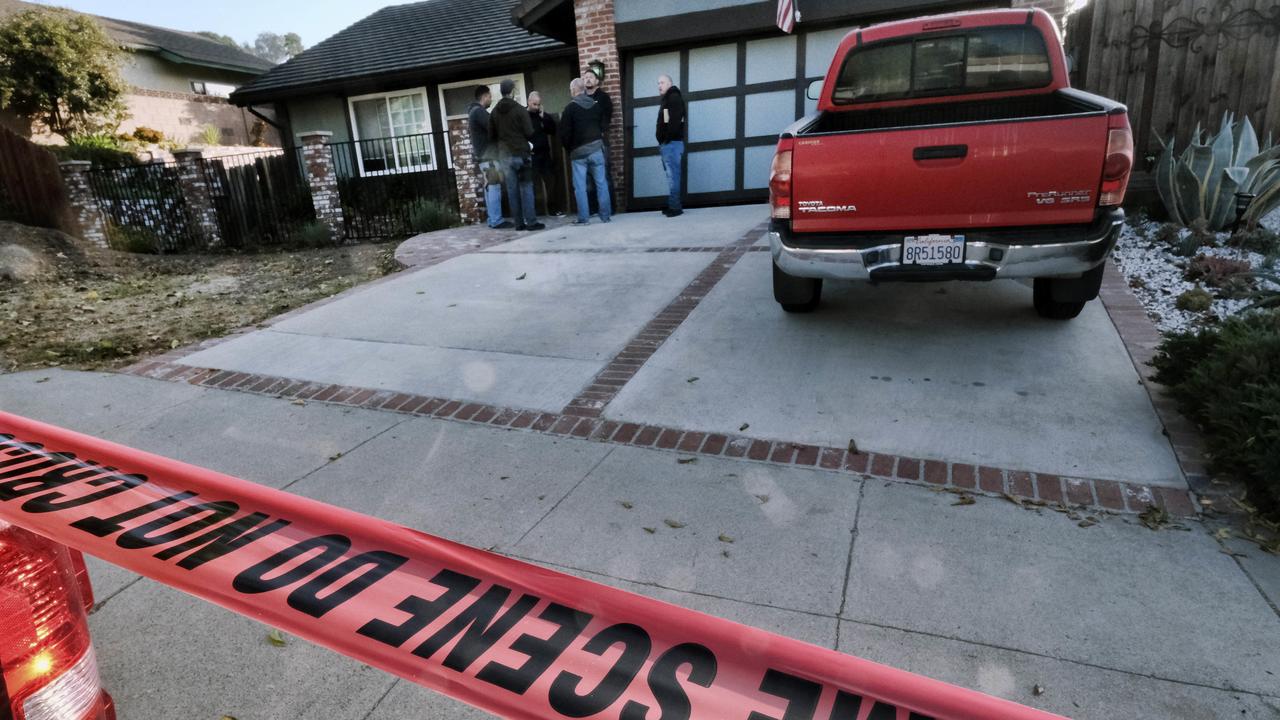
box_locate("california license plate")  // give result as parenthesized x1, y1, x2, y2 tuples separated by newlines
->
(902, 234, 965, 266)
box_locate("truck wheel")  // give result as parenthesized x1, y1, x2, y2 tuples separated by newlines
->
(773, 261, 822, 312)
(1033, 264, 1105, 320)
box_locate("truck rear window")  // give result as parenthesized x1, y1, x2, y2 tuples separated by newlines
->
(832, 25, 1052, 104)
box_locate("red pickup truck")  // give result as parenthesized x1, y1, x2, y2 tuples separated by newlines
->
(769, 8, 1133, 319)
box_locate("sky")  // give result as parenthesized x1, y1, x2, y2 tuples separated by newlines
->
(29, 0, 397, 47)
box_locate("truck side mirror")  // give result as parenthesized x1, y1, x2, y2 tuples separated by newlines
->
(805, 79, 823, 101)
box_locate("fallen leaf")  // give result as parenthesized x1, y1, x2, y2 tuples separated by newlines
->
(619, 500, 634, 510)
(1033, 684, 1045, 696)
(663, 518, 686, 529)
(267, 629, 287, 647)
(1138, 505, 1171, 530)
(739, 423, 750, 431)
(34, 377, 49, 384)
(686, 376, 699, 383)
(291, 399, 306, 406)
(676, 457, 697, 465)
(516, 273, 527, 280)
(500, 475, 510, 480)
(1078, 519, 1097, 528)
(718, 533, 734, 543)
(642, 527, 656, 534)
(328, 452, 343, 461)
(415, 291, 425, 295)
(1002, 493, 1026, 507)
(951, 495, 976, 506)
(754, 494, 770, 504)
(847, 438, 859, 454)
(721, 549, 730, 558)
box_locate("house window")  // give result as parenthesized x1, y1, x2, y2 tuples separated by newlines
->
(436, 75, 526, 167)
(190, 81, 236, 98)
(346, 88, 435, 175)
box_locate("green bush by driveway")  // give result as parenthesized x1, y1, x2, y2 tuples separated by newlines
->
(1153, 309, 1280, 515)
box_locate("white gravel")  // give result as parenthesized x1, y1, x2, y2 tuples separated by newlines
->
(1111, 216, 1277, 334)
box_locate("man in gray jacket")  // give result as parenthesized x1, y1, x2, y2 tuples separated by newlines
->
(557, 78, 611, 225)
(465, 85, 509, 229)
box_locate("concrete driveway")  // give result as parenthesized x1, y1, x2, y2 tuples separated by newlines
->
(176, 204, 1181, 487)
(1, 369, 1277, 720)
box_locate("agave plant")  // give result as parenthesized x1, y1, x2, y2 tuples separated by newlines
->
(1155, 112, 1280, 231)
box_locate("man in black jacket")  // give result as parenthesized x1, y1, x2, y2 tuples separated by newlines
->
(582, 66, 615, 209)
(558, 78, 611, 225)
(527, 91, 561, 216)
(656, 74, 686, 217)
(465, 85, 509, 228)
(487, 78, 543, 231)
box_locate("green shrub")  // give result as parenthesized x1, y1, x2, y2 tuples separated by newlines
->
(288, 221, 334, 249)
(1175, 286, 1213, 312)
(131, 126, 165, 144)
(106, 223, 160, 253)
(1230, 226, 1280, 255)
(406, 198, 460, 234)
(1152, 310, 1280, 516)
(197, 124, 222, 146)
(1185, 254, 1252, 288)
(49, 133, 137, 168)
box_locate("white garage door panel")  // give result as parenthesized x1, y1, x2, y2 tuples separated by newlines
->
(688, 149, 735, 193)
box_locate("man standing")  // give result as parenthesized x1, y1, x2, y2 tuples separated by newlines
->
(488, 78, 544, 231)
(582, 66, 615, 209)
(558, 78, 611, 225)
(656, 74, 686, 217)
(527, 91, 561, 216)
(466, 85, 510, 229)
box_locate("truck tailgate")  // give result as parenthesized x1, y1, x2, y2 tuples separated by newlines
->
(791, 113, 1110, 233)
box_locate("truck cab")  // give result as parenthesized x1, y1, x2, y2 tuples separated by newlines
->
(768, 8, 1133, 319)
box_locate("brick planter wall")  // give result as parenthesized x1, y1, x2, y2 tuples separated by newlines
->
(172, 149, 223, 249)
(56, 161, 108, 248)
(574, 0, 626, 211)
(298, 131, 345, 243)
(448, 118, 486, 225)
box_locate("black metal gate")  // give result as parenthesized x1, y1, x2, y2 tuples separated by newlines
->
(86, 162, 203, 253)
(326, 132, 460, 240)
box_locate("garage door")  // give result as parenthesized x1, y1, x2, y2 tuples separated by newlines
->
(624, 26, 855, 210)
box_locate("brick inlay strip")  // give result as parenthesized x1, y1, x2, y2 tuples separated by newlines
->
(121, 359, 1197, 518)
(560, 224, 767, 420)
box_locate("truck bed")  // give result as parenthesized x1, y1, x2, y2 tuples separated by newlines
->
(802, 90, 1107, 135)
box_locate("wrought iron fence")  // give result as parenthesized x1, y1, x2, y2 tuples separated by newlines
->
(202, 149, 315, 249)
(86, 162, 202, 253)
(325, 132, 459, 240)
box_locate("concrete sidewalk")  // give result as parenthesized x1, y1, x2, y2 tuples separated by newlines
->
(2, 370, 1277, 719)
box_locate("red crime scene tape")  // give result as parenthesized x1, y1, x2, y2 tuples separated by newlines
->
(0, 411, 1067, 720)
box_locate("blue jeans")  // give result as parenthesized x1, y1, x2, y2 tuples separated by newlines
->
(571, 150, 611, 223)
(502, 155, 537, 227)
(480, 160, 505, 228)
(660, 140, 684, 211)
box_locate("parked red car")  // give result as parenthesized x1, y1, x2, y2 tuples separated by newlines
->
(1, 521, 115, 720)
(769, 8, 1133, 319)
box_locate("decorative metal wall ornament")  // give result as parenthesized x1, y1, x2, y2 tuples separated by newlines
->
(1129, 0, 1280, 52)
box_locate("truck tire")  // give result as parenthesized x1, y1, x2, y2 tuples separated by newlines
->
(773, 261, 822, 312)
(1033, 264, 1105, 320)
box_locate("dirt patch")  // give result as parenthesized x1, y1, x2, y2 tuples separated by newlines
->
(0, 222, 403, 372)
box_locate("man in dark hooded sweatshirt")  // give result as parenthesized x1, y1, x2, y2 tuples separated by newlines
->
(656, 73, 686, 217)
(466, 85, 509, 229)
(487, 78, 543, 231)
(558, 77, 611, 225)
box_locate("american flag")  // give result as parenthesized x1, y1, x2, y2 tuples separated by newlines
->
(776, 0, 798, 33)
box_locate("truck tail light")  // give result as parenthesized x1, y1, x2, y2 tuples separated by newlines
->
(1099, 121, 1133, 207)
(1, 521, 113, 720)
(769, 138, 794, 219)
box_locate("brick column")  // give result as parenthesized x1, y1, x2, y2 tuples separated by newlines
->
(447, 118, 486, 224)
(574, 0, 626, 211)
(172, 149, 223, 249)
(57, 161, 109, 248)
(297, 131, 346, 243)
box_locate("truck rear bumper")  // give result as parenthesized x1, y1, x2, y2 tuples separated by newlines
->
(770, 208, 1123, 282)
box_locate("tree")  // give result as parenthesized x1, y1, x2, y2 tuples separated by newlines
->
(0, 8, 126, 137)
(196, 31, 239, 48)
(250, 31, 304, 63)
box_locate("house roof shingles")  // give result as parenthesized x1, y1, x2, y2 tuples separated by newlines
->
(0, 0, 272, 74)
(230, 0, 569, 105)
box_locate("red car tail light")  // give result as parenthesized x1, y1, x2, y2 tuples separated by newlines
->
(769, 138, 795, 219)
(1099, 119, 1133, 207)
(1, 521, 111, 720)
